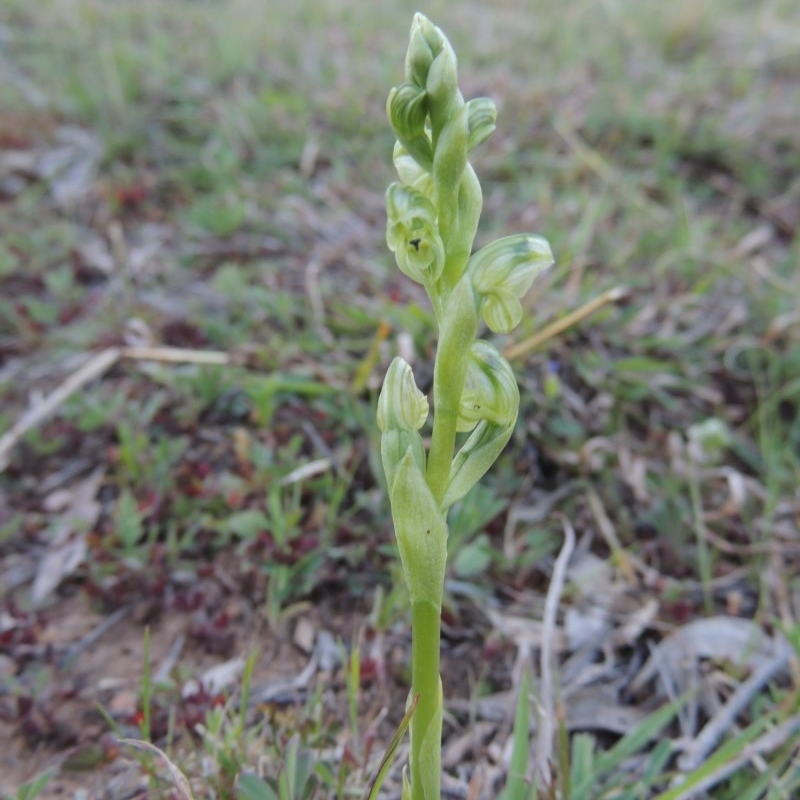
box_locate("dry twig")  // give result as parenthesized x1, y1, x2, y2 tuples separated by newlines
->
(504, 286, 629, 361)
(0, 347, 121, 471)
(0, 345, 232, 472)
(666, 714, 800, 800)
(677, 638, 794, 772)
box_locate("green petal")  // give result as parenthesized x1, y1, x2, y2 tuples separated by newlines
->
(480, 288, 522, 334)
(466, 97, 497, 152)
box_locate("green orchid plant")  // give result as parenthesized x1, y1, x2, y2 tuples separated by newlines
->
(377, 13, 554, 800)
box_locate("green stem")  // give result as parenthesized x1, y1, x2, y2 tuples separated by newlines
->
(410, 599, 442, 800)
(426, 400, 459, 505)
(426, 279, 477, 504)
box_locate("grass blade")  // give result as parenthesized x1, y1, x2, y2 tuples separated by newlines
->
(364, 694, 419, 800)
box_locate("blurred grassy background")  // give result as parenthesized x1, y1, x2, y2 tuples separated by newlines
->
(1, 0, 799, 795)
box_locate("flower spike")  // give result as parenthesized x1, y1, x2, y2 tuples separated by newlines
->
(378, 16, 554, 800)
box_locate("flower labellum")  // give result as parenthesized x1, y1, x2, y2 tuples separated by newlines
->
(386, 183, 445, 285)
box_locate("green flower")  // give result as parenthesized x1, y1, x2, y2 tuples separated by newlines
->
(387, 83, 433, 170)
(468, 234, 554, 333)
(393, 142, 434, 195)
(386, 183, 445, 285)
(457, 340, 519, 432)
(388, 82, 428, 139)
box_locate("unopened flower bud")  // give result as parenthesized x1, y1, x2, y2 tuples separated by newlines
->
(405, 13, 441, 87)
(378, 358, 428, 492)
(468, 234, 553, 333)
(387, 83, 434, 170)
(466, 97, 497, 152)
(457, 341, 519, 432)
(426, 45, 461, 128)
(377, 357, 429, 433)
(386, 183, 445, 285)
(388, 83, 428, 142)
